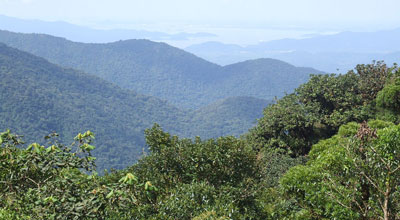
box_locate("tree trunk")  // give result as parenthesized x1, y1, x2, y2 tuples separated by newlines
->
(383, 181, 391, 220)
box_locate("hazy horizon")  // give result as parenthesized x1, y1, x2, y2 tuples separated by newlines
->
(1, 0, 400, 47)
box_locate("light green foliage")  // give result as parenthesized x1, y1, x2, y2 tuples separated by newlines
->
(0, 130, 152, 219)
(1, 130, 97, 219)
(281, 122, 400, 219)
(155, 182, 237, 219)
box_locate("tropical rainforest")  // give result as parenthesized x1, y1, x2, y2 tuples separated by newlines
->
(0, 30, 321, 109)
(1, 30, 400, 219)
(0, 43, 271, 171)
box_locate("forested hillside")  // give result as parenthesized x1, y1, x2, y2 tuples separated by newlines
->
(2, 60, 399, 219)
(0, 43, 272, 171)
(188, 96, 271, 138)
(0, 43, 189, 170)
(0, 30, 322, 109)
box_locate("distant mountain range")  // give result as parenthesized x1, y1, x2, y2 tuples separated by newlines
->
(185, 28, 400, 72)
(0, 30, 322, 109)
(0, 43, 271, 171)
(0, 15, 216, 43)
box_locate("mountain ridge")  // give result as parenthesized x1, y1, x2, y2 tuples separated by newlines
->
(0, 14, 216, 43)
(0, 30, 322, 109)
(0, 43, 273, 170)
(185, 28, 400, 72)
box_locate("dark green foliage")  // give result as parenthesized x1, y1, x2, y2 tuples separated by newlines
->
(376, 68, 400, 123)
(2, 56, 400, 218)
(0, 30, 322, 109)
(356, 61, 393, 101)
(189, 96, 271, 138)
(0, 43, 189, 171)
(135, 124, 258, 188)
(126, 124, 264, 219)
(247, 61, 393, 156)
(0, 43, 271, 171)
(1, 27, 399, 219)
(247, 94, 319, 155)
(376, 80, 400, 110)
(297, 72, 364, 128)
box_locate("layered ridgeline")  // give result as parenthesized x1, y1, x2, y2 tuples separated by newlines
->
(0, 43, 271, 170)
(0, 43, 186, 170)
(186, 28, 400, 73)
(0, 14, 216, 43)
(0, 30, 322, 109)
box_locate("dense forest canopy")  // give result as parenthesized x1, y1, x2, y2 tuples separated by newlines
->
(0, 30, 322, 109)
(1, 54, 400, 218)
(0, 43, 270, 171)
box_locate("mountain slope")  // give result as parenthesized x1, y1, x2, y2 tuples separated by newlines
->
(189, 96, 272, 138)
(0, 43, 190, 171)
(0, 44, 273, 170)
(215, 58, 315, 100)
(0, 30, 322, 109)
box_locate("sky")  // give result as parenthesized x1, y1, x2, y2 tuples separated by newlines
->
(1, 0, 400, 46)
(1, 0, 400, 28)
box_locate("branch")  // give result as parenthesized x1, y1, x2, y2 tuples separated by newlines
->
(359, 172, 385, 195)
(324, 177, 363, 211)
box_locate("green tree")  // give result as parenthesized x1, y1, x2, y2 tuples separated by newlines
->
(0, 130, 150, 219)
(248, 62, 394, 157)
(280, 121, 400, 220)
(376, 69, 400, 123)
(128, 124, 263, 219)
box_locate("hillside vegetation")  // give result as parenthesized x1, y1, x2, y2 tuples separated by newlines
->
(0, 30, 322, 109)
(2, 60, 399, 219)
(0, 43, 270, 171)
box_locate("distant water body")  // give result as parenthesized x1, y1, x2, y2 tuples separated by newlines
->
(164, 27, 337, 48)
(87, 21, 338, 48)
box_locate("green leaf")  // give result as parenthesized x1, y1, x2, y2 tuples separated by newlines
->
(80, 143, 95, 151)
(87, 156, 96, 161)
(106, 190, 114, 199)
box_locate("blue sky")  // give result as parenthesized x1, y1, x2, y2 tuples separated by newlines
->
(1, 0, 399, 29)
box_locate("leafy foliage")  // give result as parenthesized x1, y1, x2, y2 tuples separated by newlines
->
(248, 61, 393, 156)
(280, 121, 400, 219)
(1, 32, 400, 219)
